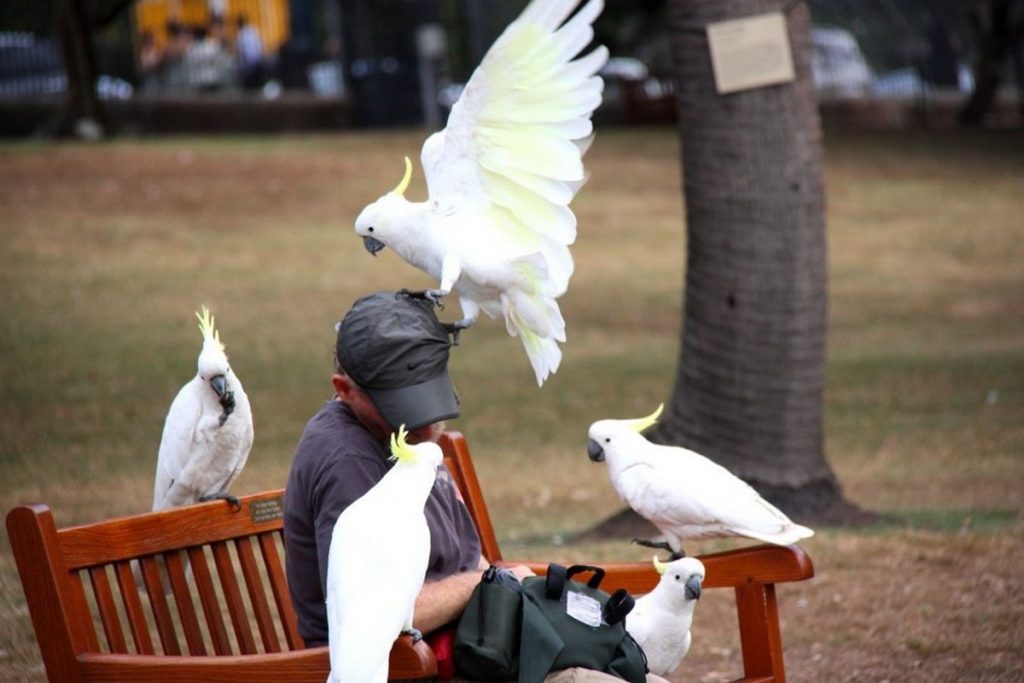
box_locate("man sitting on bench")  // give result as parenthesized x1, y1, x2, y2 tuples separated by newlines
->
(283, 290, 669, 682)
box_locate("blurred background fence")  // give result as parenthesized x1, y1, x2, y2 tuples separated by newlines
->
(0, 0, 1022, 136)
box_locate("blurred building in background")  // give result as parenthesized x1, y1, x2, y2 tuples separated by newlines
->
(0, 0, 1021, 136)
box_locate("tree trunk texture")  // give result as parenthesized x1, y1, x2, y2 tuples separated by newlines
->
(657, 0, 847, 516)
(960, 0, 1016, 125)
(578, 1, 873, 545)
(55, 0, 105, 137)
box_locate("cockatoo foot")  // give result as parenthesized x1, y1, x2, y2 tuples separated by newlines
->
(401, 628, 424, 644)
(441, 318, 474, 346)
(423, 289, 447, 307)
(632, 538, 685, 559)
(398, 288, 447, 310)
(200, 492, 242, 512)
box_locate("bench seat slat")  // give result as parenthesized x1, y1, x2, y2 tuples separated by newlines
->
(75, 637, 437, 681)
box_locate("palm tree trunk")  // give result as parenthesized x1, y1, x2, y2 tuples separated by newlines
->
(55, 0, 105, 138)
(655, 0, 849, 517)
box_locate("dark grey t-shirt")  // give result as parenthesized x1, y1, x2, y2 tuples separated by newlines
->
(283, 400, 481, 646)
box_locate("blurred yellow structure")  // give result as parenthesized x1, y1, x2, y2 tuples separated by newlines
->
(135, 0, 290, 54)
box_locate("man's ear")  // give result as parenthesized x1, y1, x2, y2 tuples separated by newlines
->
(332, 373, 351, 400)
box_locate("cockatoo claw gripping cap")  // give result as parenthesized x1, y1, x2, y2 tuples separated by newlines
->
(337, 291, 460, 431)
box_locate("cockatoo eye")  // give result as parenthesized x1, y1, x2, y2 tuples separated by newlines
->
(368, 226, 375, 233)
(604, 438, 611, 443)
(675, 574, 680, 580)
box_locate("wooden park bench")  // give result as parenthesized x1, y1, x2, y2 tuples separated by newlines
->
(7, 431, 814, 683)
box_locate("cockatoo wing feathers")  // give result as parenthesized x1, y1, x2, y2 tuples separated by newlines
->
(153, 382, 201, 508)
(425, 0, 607, 255)
(625, 446, 814, 545)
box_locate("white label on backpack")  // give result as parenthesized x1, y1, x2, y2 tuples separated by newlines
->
(566, 590, 602, 628)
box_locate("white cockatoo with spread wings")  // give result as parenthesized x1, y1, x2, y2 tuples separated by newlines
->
(354, 0, 608, 386)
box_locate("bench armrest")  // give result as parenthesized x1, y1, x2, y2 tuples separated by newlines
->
(498, 543, 813, 592)
(498, 544, 813, 683)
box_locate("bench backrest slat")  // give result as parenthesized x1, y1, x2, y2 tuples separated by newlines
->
(112, 559, 155, 654)
(164, 550, 207, 655)
(140, 555, 181, 654)
(211, 540, 259, 654)
(259, 530, 303, 651)
(236, 535, 281, 652)
(188, 545, 233, 655)
(87, 566, 128, 654)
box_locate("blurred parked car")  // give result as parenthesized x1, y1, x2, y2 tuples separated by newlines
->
(811, 27, 872, 98)
(0, 32, 133, 99)
(872, 63, 974, 97)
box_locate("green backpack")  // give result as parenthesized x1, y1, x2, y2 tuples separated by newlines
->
(454, 564, 648, 683)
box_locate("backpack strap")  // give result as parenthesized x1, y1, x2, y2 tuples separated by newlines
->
(545, 564, 606, 600)
(602, 588, 635, 626)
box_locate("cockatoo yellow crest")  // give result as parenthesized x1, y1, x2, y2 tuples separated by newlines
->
(353, 0, 609, 387)
(195, 305, 224, 352)
(391, 157, 413, 198)
(628, 403, 663, 434)
(389, 424, 416, 463)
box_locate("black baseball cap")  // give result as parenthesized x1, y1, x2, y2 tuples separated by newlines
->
(336, 291, 459, 431)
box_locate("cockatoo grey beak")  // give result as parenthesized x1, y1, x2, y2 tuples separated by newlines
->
(363, 235, 386, 256)
(210, 374, 227, 397)
(587, 440, 605, 462)
(685, 574, 702, 600)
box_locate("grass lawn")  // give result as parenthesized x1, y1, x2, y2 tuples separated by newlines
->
(1, 127, 1022, 681)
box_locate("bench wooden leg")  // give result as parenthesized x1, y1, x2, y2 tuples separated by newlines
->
(735, 583, 785, 683)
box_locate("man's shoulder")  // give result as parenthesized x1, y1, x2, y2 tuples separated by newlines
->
(293, 401, 386, 471)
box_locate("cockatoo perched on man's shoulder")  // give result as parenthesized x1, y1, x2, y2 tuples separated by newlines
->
(325, 426, 441, 683)
(354, 0, 609, 386)
(152, 307, 253, 512)
(588, 404, 814, 558)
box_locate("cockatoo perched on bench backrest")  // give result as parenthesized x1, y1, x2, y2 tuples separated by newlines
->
(152, 307, 253, 512)
(325, 426, 442, 683)
(587, 404, 815, 558)
(354, 0, 609, 387)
